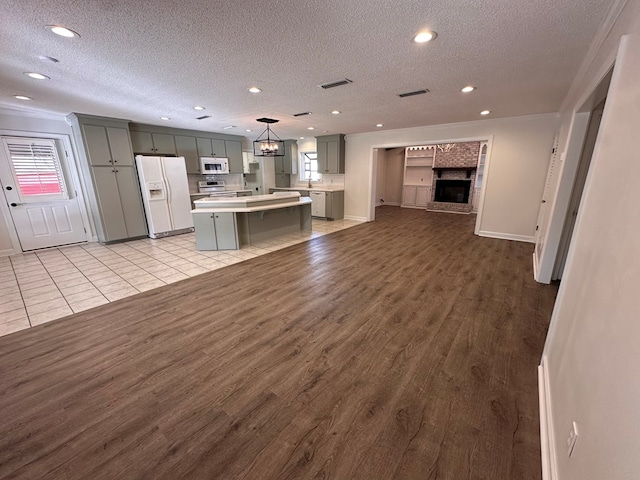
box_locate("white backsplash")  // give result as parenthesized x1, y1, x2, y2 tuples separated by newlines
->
(291, 174, 344, 188)
(187, 173, 244, 193)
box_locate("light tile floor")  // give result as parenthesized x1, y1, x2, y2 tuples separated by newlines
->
(0, 218, 362, 338)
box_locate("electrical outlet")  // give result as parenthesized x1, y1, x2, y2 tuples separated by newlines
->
(567, 421, 578, 457)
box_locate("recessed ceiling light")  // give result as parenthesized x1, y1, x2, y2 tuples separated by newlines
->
(245, 129, 253, 132)
(47, 25, 80, 38)
(331, 110, 341, 115)
(38, 55, 59, 63)
(223, 125, 236, 130)
(307, 127, 315, 130)
(160, 116, 170, 120)
(25, 72, 49, 80)
(299, 137, 305, 139)
(461, 85, 476, 93)
(413, 31, 437, 43)
(248, 87, 262, 93)
(480, 110, 491, 116)
(376, 124, 383, 127)
(14, 95, 32, 100)
(193, 106, 205, 111)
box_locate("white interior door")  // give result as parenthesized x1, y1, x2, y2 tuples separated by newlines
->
(0, 137, 87, 251)
(534, 135, 560, 266)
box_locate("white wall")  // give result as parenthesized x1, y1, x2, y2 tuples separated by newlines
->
(383, 148, 404, 205)
(541, 0, 640, 478)
(345, 114, 558, 238)
(0, 109, 77, 255)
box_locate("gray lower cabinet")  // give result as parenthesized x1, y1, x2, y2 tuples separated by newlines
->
(175, 135, 200, 174)
(193, 212, 238, 250)
(91, 167, 148, 241)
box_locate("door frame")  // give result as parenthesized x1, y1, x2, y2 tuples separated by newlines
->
(0, 130, 93, 255)
(533, 65, 613, 283)
(368, 135, 494, 224)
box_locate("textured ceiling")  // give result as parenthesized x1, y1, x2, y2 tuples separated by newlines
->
(0, 0, 615, 139)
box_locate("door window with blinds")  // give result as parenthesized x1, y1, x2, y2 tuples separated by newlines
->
(1, 137, 69, 202)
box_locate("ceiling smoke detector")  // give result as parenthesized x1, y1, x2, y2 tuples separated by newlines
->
(398, 89, 429, 98)
(293, 111, 312, 117)
(319, 79, 353, 89)
(196, 115, 211, 120)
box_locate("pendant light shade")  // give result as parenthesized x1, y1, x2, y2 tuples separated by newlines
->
(253, 118, 284, 157)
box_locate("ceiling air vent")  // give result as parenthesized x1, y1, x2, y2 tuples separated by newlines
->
(319, 78, 353, 89)
(196, 115, 211, 120)
(293, 111, 312, 117)
(398, 89, 430, 98)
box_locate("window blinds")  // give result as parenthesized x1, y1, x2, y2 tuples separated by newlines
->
(2, 137, 67, 199)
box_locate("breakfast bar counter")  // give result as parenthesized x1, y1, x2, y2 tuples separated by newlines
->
(191, 192, 312, 250)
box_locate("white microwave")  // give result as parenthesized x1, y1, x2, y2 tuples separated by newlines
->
(200, 157, 229, 174)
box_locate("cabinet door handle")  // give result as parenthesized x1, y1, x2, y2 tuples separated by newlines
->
(114, 160, 118, 163)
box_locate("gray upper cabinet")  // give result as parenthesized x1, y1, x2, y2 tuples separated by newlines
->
(316, 134, 345, 174)
(130, 131, 176, 155)
(83, 125, 133, 166)
(197, 137, 226, 157)
(82, 125, 112, 166)
(225, 140, 242, 173)
(175, 135, 200, 174)
(275, 140, 297, 174)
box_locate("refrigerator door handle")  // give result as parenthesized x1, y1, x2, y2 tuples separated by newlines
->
(161, 160, 175, 229)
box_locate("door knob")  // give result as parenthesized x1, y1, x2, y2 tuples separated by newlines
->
(5, 186, 12, 191)
(10, 202, 22, 207)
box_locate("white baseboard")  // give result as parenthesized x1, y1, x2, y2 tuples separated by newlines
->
(477, 230, 535, 243)
(0, 247, 18, 257)
(344, 215, 368, 222)
(538, 357, 558, 480)
(533, 252, 539, 280)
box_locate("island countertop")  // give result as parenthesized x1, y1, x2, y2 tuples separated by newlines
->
(270, 186, 345, 192)
(192, 192, 311, 213)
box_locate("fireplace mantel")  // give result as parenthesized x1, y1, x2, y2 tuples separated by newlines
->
(432, 166, 476, 178)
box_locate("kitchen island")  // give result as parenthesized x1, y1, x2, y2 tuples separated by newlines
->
(192, 192, 312, 250)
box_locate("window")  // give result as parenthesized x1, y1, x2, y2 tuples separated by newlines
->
(475, 143, 488, 188)
(300, 151, 321, 182)
(2, 137, 69, 202)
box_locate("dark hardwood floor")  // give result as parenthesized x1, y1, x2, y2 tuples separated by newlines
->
(0, 207, 558, 479)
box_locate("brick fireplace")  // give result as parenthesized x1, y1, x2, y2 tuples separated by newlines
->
(426, 141, 479, 213)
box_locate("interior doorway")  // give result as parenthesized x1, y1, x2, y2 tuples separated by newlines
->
(552, 99, 606, 279)
(533, 67, 613, 283)
(372, 140, 489, 219)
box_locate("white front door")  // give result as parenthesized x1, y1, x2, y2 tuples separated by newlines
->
(0, 137, 87, 251)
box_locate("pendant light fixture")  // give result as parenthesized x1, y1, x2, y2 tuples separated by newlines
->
(253, 118, 284, 157)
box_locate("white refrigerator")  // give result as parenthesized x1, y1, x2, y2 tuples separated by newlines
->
(135, 155, 194, 238)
